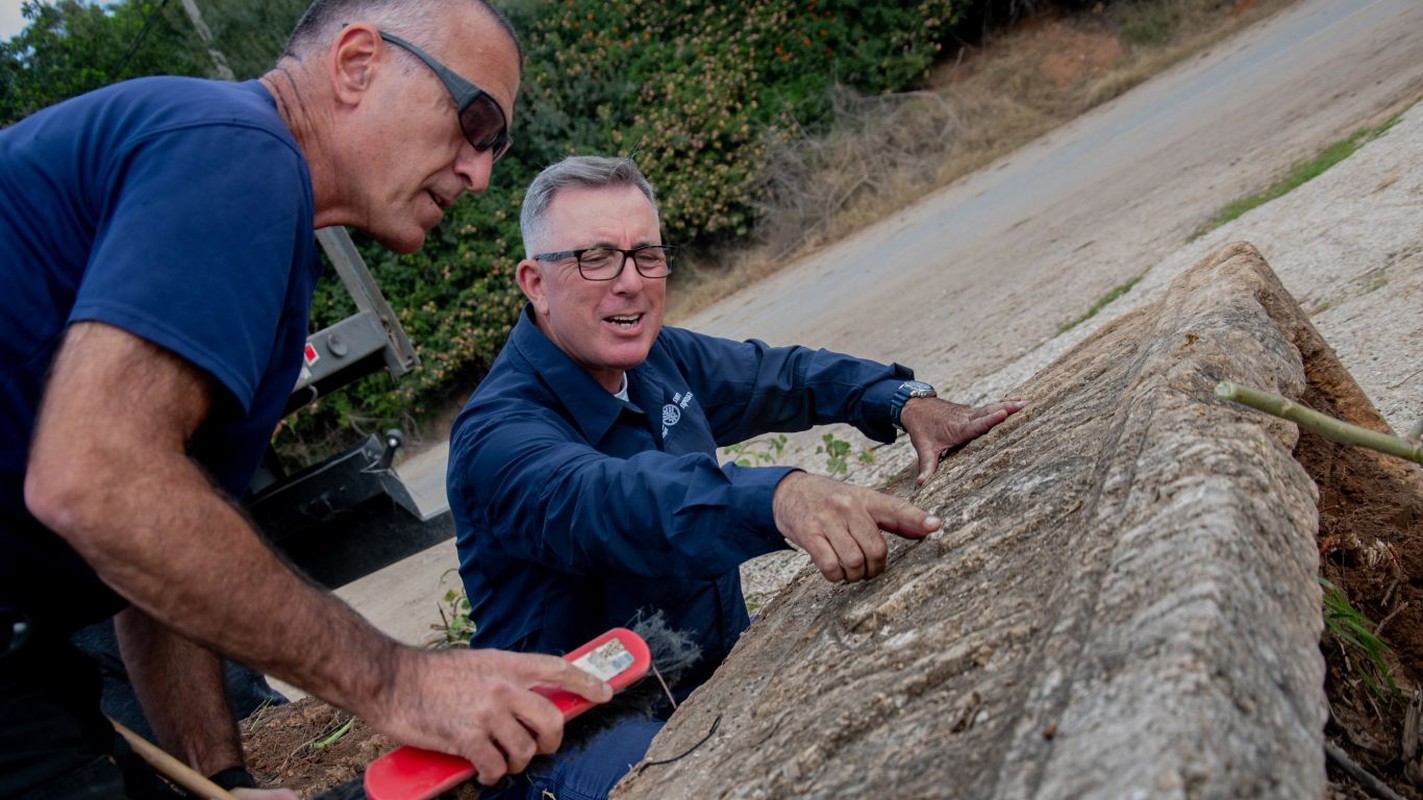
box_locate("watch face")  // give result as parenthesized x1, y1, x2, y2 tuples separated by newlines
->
(904, 380, 935, 396)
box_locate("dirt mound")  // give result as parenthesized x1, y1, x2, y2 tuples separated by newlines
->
(241, 698, 390, 798)
(1293, 347, 1423, 797)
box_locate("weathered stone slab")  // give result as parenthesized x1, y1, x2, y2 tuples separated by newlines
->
(612, 243, 1329, 800)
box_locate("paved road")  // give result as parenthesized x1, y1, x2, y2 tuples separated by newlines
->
(686, 0, 1423, 381)
(357, 0, 1423, 645)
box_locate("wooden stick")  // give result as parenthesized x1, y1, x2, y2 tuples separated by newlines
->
(1214, 381, 1423, 464)
(1325, 742, 1408, 800)
(109, 718, 241, 800)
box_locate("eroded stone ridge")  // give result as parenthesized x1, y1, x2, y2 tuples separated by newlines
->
(612, 243, 1328, 799)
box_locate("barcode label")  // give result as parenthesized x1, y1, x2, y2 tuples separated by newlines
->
(570, 638, 634, 682)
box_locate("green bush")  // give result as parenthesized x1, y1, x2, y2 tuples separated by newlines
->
(2, 0, 966, 455)
(0, 0, 209, 124)
(284, 0, 965, 453)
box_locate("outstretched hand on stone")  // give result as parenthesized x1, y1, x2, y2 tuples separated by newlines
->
(901, 396, 1027, 485)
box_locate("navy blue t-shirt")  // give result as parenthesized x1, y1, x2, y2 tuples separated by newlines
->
(0, 77, 322, 633)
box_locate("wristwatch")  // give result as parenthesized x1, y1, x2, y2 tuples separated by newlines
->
(889, 380, 936, 429)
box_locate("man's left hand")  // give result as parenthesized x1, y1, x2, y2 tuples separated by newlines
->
(901, 396, 1027, 485)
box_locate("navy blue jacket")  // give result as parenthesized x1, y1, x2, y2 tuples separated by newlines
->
(447, 306, 912, 684)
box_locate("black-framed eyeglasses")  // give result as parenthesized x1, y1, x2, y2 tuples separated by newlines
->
(533, 245, 675, 281)
(379, 31, 512, 162)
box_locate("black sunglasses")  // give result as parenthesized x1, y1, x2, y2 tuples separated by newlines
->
(379, 31, 512, 161)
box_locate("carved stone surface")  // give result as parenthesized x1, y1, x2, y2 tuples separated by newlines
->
(613, 243, 1329, 800)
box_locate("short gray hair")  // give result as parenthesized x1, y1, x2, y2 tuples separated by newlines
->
(520, 156, 659, 257)
(284, 0, 521, 67)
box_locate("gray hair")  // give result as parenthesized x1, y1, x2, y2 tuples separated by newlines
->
(284, 0, 522, 67)
(520, 156, 659, 257)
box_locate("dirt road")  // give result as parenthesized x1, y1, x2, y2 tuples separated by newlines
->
(355, 0, 1423, 645)
(685, 0, 1422, 382)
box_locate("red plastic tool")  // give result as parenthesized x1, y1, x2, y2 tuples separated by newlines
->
(363, 628, 652, 800)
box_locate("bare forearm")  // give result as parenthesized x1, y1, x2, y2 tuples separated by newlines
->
(116, 608, 240, 775)
(26, 323, 616, 781)
(34, 438, 401, 720)
(41, 446, 403, 720)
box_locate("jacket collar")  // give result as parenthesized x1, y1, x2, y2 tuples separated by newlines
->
(507, 304, 646, 445)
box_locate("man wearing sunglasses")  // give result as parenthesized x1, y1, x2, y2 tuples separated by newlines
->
(446, 155, 1026, 798)
(0, 2, 611, 798)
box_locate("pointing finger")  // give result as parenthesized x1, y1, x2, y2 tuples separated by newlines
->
(866, 493, 939, 539)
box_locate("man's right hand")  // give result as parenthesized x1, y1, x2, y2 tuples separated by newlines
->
(371, 648, 612, 786)
(771, 471, 942, 583)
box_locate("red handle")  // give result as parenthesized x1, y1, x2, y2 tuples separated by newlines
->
(363, 628, 651, 800)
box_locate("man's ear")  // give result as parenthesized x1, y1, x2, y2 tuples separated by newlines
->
(330, 23, 381, 106)
(516, 259, 550, 316)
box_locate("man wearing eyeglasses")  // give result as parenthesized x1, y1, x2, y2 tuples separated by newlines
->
(446, 155, 1025, 798)
(0, 2, 612, 798)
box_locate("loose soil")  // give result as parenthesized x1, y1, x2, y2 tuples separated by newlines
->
(1298, 359, 1423, 799)
(240, 699, 387, 799)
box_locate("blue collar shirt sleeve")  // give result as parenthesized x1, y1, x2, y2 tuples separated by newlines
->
(448, 306, 913, 665)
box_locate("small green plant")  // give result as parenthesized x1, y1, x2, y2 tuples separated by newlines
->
(1320, 576, 1399, 700)
(431, 576, 476, 648)
(723, 434, 788, 467)
(1192, 113, 1403, 240)
(1058, 274, 1144, 334)
(817, 432, 853, 476)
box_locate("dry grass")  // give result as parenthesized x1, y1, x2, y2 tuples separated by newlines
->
(666, 0, 1300, 322)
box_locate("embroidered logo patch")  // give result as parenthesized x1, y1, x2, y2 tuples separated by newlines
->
(662, 403, 682, 428)
(664, 391, 694, 439)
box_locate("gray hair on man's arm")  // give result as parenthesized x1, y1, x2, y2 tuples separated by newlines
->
(520, 156, 659, 257)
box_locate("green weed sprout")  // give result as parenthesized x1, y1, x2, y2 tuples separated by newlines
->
(1320, 576, 1399, 700)
(432, 583, 476, 648)
(817, 432, 852, 476)
(312, 718, 354, 751)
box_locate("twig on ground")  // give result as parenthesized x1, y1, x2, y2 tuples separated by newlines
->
(1382, 575, 1403, 610)
(1326, 741, 1409, 800)
(1387, 366, 1423, 390)
(1375, 602, 1409, 639)
(1403, 690, 1420, 763)
(1404, 690, 1423, 786)
(1214, 381, 1423, 463)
